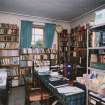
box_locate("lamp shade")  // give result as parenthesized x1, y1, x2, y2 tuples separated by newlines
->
(56, 25, 63, 33)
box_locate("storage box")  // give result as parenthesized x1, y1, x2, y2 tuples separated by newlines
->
(95, 9, 105, 25)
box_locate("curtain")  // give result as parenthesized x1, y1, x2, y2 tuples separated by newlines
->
(44, 23, 55, 48)
(20, 20, 32, 48)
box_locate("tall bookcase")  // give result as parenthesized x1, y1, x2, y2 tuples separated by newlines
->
(58, 29, 69, 65)
(70, 26, 87, 79)
(20, 48, 33, 75)
(0, 23, 19, 87)
(87, 24, 105, 105)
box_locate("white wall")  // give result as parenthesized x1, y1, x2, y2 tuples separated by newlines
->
(0, 12, 70, 31)
(70, 4, 105, 28)
(0, 12, 70, 48)
(70, 13, 95, 28)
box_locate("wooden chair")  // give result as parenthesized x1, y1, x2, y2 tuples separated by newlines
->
(24, 76, 50, 105)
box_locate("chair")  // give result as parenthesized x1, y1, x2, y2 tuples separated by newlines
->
(24, 76, 50, 105)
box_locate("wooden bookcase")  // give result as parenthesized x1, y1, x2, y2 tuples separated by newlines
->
(0, 23, 19, 87)
(70, 26, 87, 79)
(58, 29, 69, 65)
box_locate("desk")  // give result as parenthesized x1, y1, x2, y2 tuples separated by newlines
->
(34, 71, 85, 105)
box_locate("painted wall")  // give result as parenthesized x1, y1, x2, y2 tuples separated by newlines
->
(0, 12, 70, 31)
(70, 13, 95, 28)
(0, 12, 70, 48)
(70, 5, 105, 28)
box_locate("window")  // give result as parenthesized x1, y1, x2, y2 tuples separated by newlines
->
(31, 26, 44, 48)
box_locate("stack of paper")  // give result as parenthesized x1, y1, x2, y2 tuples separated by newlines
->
(57, 86, 84, 95)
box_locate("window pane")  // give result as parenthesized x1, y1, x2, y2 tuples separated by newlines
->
(32, 27, 44, 48)
(32, 28, 35, 34)
(35, 28, 43, 35)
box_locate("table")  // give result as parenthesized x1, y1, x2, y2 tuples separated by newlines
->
(34, 71, 85, 105)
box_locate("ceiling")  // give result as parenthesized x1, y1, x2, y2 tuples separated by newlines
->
(0, 0, 105, 21)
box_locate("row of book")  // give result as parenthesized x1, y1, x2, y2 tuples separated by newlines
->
(35, 60, 50, 66)
(20, 61, 32, 67)
(0, 43, 19, 49)
(0, 57, 19, 65)
(90, 31, 105, 47)
(0, 36, 18, 42)
(21, 48, 57, 54)
(0, 29, 18, 35)
(90, 54, 105, 64)
(7, 67, 19, 76)
(20, 55, 33, 60)
(0, 50, 19, 56)
(0, 23, 17, 29)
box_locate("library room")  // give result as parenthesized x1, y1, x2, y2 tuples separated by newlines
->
(0, 0, 105, 105)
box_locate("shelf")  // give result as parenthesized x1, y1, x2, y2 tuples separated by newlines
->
(0, 41, 19, 42)
(0, 34, 17, 36)
(0, 64, 19, 67)
(20, 66, 32, 68)
(90, 23, 105, 30)
(20, 60, 32, 61)
(88, 67, 105, 74)
(88, 47, 105, 50)
(0, 48, 19, 50)
(0, 56, 19, 57)
(89, 91, 105, 103)
(0, 27, 17, 29)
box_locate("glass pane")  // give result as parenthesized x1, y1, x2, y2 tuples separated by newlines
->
(31, 27, 44, 48)
(35, 28, 43, 35)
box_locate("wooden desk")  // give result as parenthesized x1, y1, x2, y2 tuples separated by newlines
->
(34, 71, 85, 105)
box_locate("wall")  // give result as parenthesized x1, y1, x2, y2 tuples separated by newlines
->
(0, 11, 71, 48)
(0, 12, 70, 31)
(70, 4, 105, 28)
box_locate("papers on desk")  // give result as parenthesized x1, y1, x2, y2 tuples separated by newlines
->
(57, 86, 84, 95)
(36, 66, 50, 75)
(0, 70, 7, 89)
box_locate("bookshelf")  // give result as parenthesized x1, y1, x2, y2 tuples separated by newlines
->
(70, 25, 87, 79)
(34, 48, 50, 68)
(20, 48, 33, 76)
(87, 24, 105, 105)
(34, 48, 58, 71)
(0, 23, 19, 87)
(58, 29, 69, 65)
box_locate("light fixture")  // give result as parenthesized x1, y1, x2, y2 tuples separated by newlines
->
(56, 25, 63, 34)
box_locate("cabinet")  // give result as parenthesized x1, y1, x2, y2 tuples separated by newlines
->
(87, 24, 105, 105)
(70, 26, 87, 79)
(0, 23, 19, 87)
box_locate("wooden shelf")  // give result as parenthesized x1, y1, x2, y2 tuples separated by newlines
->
(0, 56, 19, 57)
(0, 64, 19, 67)
(0, 34, 17, 36)
(0, 27, 17, 29)
(0, 48, 19, 50)
(88, 47, 105, 50)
